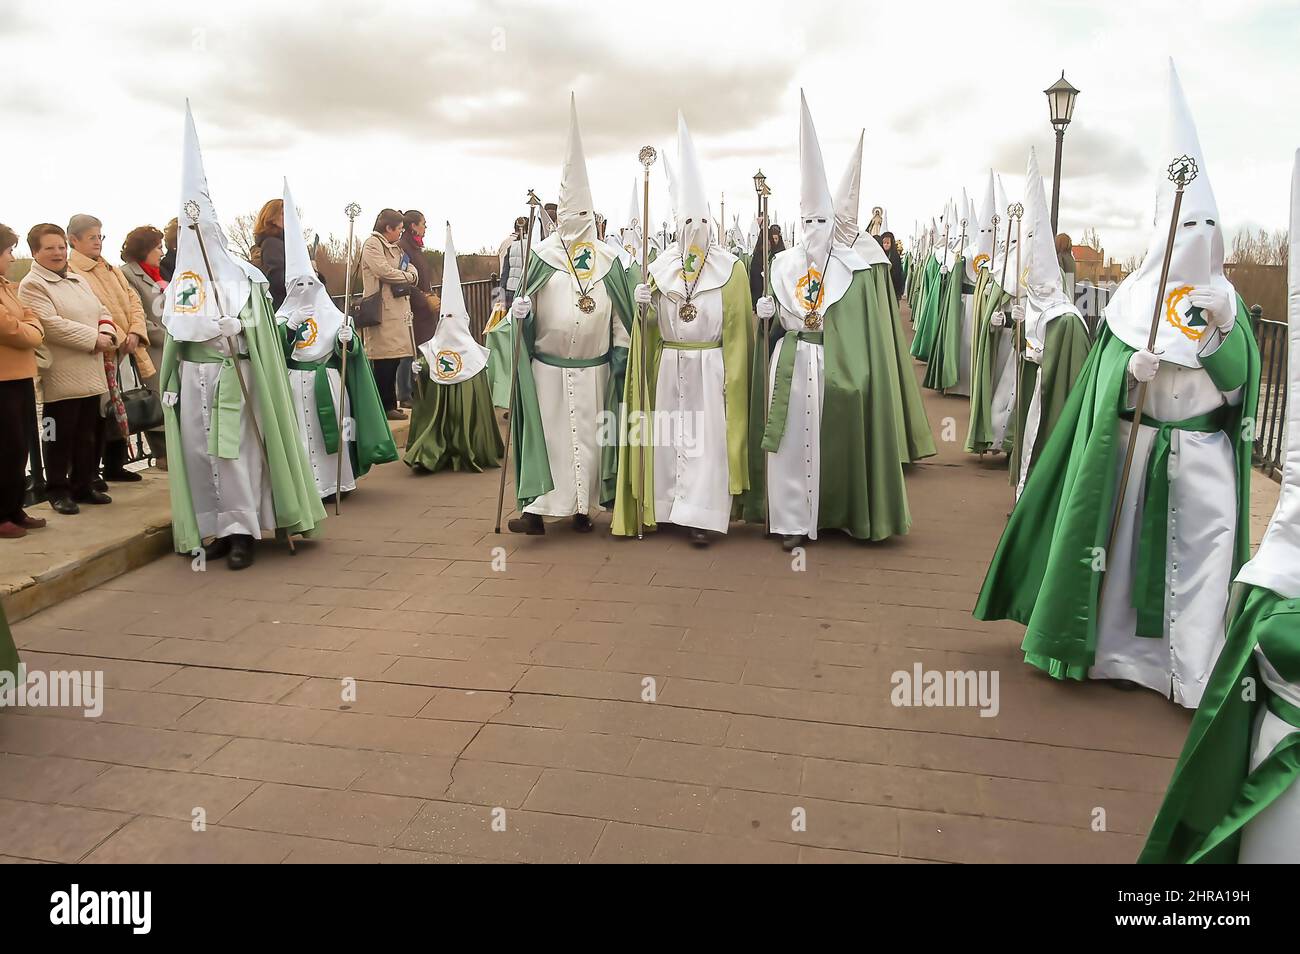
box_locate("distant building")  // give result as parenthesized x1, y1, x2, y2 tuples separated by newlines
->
(1072, 245, 1125, 285)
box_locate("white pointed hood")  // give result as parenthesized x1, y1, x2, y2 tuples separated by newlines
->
(834, 130, 888, 267)
(1020, 147, 1081, 348)
(276, 178, 344, 362)
(1237, 149, 1300, 597)
(534, 94, 617, 283)
(770, 92, 867, 319)
(992, 174, 1025, 296)
(1104, 60, 1235, 368)
(420, 223, 489, 384)
(648, 112, 736, 299)
(746, 215, 760, 254)
(164, 103, 260, 342)
(966, 173, 995, 282)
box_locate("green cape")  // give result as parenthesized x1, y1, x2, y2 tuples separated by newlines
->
(161, 287, 327, 554)
(279, 323, 398, 480)
(910, 256, 945, 362)
(404, 367, 503, 474)
(964, 271, 1012, 453)
(484, 314, 514, 409)
(739, 267, 912, 540)
(1139, 585, 1300, 863)
(1007, 313, 1092, 485)
(611, 259, 753, 536)
(0, 601, 17, 683)
(874, 264, 936, 463)
(509, 255, 635, 510)
(922, 255, 967, 391)
(973, 307, 1260, 674)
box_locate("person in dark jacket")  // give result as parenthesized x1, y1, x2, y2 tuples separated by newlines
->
(251, 199, 287, 309)
(160, 217, 179, 282)
(748, 223, 785, 302)
(396, 209, 439, 407)
(880, 231, 905, 299)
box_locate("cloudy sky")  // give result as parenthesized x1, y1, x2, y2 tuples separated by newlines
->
(4, 0, 1296, 262)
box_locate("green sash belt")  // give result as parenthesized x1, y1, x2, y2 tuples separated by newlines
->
(177, 341, 251, 460)
(661, 339, 721, 351)
(534, 351, 611, 369)
(760, 331, 824, 453)
(1124, 407, 1228, 637)
(1186, 686, 1300, 862)
(287, 357, 341, 454)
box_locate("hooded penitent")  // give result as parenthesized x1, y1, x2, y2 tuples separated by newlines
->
(1020, 147, 1079, 349)
(421, 224, 490, 385)
(833, 130, 888, 267)
(277, 178, 342, 361)
(967, 172, 995, 283)
(1103, 60, 1235, 369)
(165, 102, 255, 343)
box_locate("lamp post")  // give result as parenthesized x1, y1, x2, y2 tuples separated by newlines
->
(1044, 70, 1080, 236)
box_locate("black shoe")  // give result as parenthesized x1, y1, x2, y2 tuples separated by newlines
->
(203, 536, 232, 560)
(689, 528, 710, 547)
(103, 469, 143, 483)
(572, 513, 593, 533)
(72, 489, 112, 505)
(93, 477, 109, 493)
(507, 513, 545, 535)
(227, 535, 255, 570)
(49, 496, 80, 515)
(780, 534, 803, 552)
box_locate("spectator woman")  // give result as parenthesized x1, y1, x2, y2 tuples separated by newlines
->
(880, 231, 905, 299)
(1056, 233, 1076, 301)
(18, 224, 121, 514)
(252, 198, 287, 309)
(120, 224, 169, 467)
(397, 209, 438, 408)
(0, 224, 46, 538)
(160, 217, 179, 282)
(359, 208, 419, 419)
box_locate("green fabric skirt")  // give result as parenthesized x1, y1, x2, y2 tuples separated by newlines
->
(404, 370, 504, 474)
(0, 602, 18, 683)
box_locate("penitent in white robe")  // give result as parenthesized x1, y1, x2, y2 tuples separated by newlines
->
(1238, 646, 1300, 861)
(950, 292, 975, 397)
(524, 271, 628, 518)
(766, 302, 824, 539)
(652, 285, 731, 532)
(285, 365, 354, 498)
(178, 335, 275, 541)
(1092, 349, 1242, 707)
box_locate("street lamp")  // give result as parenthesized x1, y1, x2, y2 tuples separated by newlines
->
(1044, 71, 1080, 236)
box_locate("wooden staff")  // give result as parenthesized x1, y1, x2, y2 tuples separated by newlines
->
(494, 192, 542, 533)
(1008, 202, 1024, 493)
(635, 145, 658, 539)
(1104, 156, 1199, 565)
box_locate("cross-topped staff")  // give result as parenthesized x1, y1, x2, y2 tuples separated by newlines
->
(634, 145, 658, 539)
(333, 201, 362, 515)
(495, 191, 543, 533)
(1007, 201, 1025, 493)
(183, 198, 292, 552)
(1104, 156, 1200, 564)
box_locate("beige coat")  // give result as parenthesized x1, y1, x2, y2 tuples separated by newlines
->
(358, 232, 419, 360)
(18, 262, 122, 403)
(68, 248, 155, 379)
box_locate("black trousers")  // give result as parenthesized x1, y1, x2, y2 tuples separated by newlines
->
(0, 378, 36, 522)
(373, 358, 399, 411)
(43, 395, 105, 498)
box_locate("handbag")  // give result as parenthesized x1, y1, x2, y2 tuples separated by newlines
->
(120, 355, 163, 434)
(351, 291, 383, 328)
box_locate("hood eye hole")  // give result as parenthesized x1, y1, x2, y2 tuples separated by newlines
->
(1206, 218, 1216, 226)
(1183, 220, 1196, 227)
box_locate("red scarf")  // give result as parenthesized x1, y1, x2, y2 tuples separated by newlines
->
(141, 260, 166, 288)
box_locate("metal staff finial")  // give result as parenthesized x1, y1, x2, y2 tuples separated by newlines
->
(183, 199, 201, 224)
(1009, 201, 1024, 220)
(1169, 155, 1198, 187)
(344, 201, 361, 221)
(639, 145, 657, 168)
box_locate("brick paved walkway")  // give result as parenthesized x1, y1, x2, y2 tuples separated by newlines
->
(0, 331, 1234, 863)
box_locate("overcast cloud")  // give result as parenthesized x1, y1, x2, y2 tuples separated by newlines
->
(2, 0, 1296, 261)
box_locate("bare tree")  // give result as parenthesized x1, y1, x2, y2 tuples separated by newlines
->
(1080, 227, 1103, 251)
(227, 212, 256, 259)
(1229, 227, 1289, 267)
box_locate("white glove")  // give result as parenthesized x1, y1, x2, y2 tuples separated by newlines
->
(411, 357, 424, 376)
(286, 311, 306, 332)
(1128, 349, 1160, 383)
(511, 296, 532, 320)
(1010, 303, 1025, 324)
(634, 283, 652, 306)
(990, 311, 1006, 328)
(337, 323, 354, 344)
(1188, 286, 1235, 332)
(1024, 342, 1044, 365)
(162, 391, 179, 407)
(216, 316, 242, 338)
(755, 296, 776, 320)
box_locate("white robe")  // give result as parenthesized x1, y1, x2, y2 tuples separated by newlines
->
(524, 271, 628, 518)
(1238, 647, 1300, 862)
(178, 336, 275, 541)
(988, 324, 1017, 450)
(286, 366, 354, 498)
(949, 292, 975, 398)
(766, 305, 824, 539)
(1092, 350, 1242, 707)
(651, 285, 731, 532)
